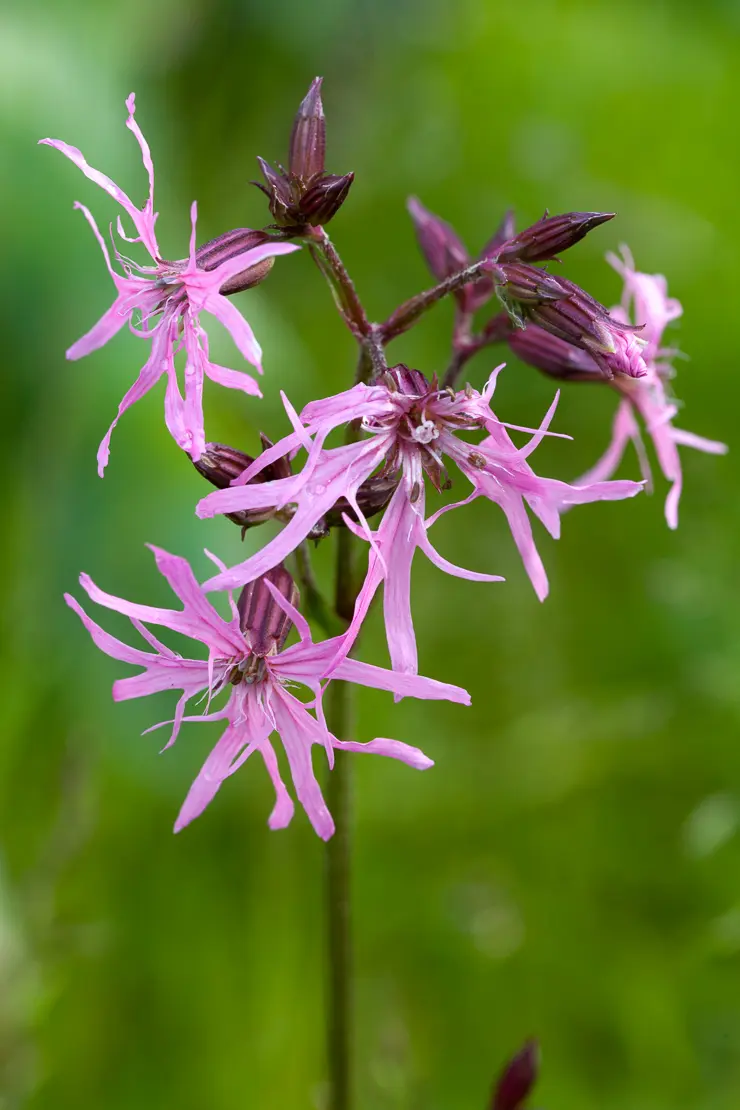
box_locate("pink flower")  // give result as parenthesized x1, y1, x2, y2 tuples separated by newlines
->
(577, 248, 727, 528)
(196, 366, 643, 673)
(40, 94, 298, 474)
(65, 547, 469, 838)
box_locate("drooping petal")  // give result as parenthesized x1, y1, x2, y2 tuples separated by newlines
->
(415, 524, 505, 584)
(270, 689, 335, 840)
(174, 716, 260, 833)
(333, 737, 434, 770)
(260, 739, 296, 830)
(201, 292, 263, 370)
(96, 325, 172, 476)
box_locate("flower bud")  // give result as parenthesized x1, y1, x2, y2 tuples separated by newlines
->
(496, 210, 615, 264)
(237, 565, 299, 657)
(507, 323, 601, 382)
(407, 196, 470, 283)
(193, 440, 292, 531)
(195, 228, 277, 294)
(300, 172, 354, 226)
(289, 77, 326, 183)
(491, 262, 570, 305)
(490, 1040, 539, 1110)
(490, 263, 570, 328)
(192, 441, 255, 488)
(254, 78, 353, 230)
(385, 364, 432, 397)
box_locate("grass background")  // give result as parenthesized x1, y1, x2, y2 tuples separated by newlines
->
(2, 0, 740, 1106)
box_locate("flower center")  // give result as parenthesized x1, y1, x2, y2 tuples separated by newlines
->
(410, 416, 440, 445)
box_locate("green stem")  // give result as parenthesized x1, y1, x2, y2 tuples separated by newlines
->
(379, 257, 492, 343)
(325, 681, 353, 1110)
(325, 509, 358, 1110)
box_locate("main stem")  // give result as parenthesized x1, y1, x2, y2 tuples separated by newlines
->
(325, 681, 353, 1110)
(306, 229, 508, 1110)
(325, 492, 358, 1110)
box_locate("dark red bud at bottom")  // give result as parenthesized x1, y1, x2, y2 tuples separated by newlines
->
(195, 228, 277, 295)
(193, 440, 292, 532)
(237, 565, 299, 658)
(491, 1040, 540, 1110)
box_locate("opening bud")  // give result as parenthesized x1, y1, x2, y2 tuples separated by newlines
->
(522, 277, 647, 378)
(237, 565, 299, 657)
(496, 210, 615, 264)
(507, 324, 601, 382)
(490, 1040, 540, 1110)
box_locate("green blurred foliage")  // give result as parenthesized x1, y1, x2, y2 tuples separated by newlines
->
(2, 0, 740, 1106)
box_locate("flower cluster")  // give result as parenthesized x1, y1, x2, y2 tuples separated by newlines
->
(46, 83, 725, 837)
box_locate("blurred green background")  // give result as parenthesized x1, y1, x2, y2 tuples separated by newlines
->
(2, 0, 740, 1106)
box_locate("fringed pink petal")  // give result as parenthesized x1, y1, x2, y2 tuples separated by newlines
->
(333, 737, 434, 770)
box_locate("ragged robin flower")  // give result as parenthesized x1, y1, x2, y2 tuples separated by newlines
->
(510, 248, 727, 527)
(65, 549, 469, 838)
(40, 94, 298, 474)
(196, 366, 643, 674)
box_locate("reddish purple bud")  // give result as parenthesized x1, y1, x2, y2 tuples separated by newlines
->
(255, 78, 353, 229)
(193, 440, 292, 531)
(192, 441, 255, 488)
(196, 228, 277, 295)
(407, 196, 470, 284)
(491, 1040, 540, 1110)
(321, 474, 398, 531)
(508, 323, 601, 382)
(301, 172, 354, 225)
(289, 77, 326, 183)
(385, 364, 432, 396)
(496, 211, 615, 264)
(237, 565, 299, 657)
